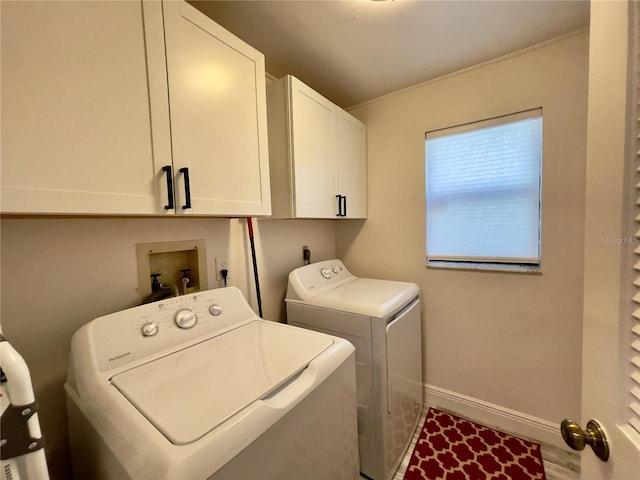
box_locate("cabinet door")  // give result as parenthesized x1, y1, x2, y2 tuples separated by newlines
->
(289, 77, 338, 218)
(161, 1, 271, 216)
(336, 111, 368, 219)
(1, 0, 161, 214)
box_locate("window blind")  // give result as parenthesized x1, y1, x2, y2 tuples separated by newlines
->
(426, 109, 542, 264)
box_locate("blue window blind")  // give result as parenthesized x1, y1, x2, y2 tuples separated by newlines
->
(426, 109, 542, 265)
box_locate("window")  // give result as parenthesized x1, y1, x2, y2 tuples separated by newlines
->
(425, 108, 542, 270)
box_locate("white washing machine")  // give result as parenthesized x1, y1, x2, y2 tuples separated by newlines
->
(65, 286, 359, 480)
(286, 260, 423, 480)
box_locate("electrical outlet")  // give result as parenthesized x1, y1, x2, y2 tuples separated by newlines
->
(216, 256, 229, 281)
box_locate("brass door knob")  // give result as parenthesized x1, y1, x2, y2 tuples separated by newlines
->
(560, 419, 610, 462)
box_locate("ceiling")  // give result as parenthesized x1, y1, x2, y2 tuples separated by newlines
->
(189, 0, 590, 108)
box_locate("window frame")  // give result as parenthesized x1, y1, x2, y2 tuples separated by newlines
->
(425, 108, 543, 273)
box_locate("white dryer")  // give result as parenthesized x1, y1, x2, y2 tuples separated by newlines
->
(65, 286, 359, 480)
(286, 260, 423, 480)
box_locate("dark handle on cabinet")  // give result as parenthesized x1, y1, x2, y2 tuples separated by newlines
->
(180, 167, 192, 210)
(162, 165, 174, 210)
(336, 195, 347, 217)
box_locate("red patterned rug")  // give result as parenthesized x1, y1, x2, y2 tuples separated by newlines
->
(404, 408, 546, 480)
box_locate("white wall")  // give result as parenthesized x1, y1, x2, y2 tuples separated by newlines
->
(337, 31, 589, 433)
(0, 216, 335, 478)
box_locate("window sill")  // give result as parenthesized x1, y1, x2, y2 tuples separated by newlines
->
(426, 260, 541, 274)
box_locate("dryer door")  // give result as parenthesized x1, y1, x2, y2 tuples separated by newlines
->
(386, 298, 422, 414)
(384, 297, 423, 476)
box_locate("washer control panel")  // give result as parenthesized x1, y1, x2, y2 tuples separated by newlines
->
(85, 287, 257, 373)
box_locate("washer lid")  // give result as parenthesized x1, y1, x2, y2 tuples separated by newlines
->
(111, 320, 333, 445)
(300, 278, 419, 318)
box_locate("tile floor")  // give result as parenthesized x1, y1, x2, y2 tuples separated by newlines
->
(360, 407, 580, 480)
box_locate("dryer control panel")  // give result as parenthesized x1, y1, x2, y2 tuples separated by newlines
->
(286, 259, 355, 301)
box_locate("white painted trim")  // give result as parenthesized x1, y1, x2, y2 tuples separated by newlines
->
(424, 384, 571, 451)
(265, 71, 278, 83)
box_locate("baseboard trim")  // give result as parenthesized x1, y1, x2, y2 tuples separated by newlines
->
(424, 384, 569, 451)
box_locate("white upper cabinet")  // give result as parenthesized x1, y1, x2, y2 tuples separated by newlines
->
(336, 110, 368, 219)
(288, 78, 338, 218)
(1, 0, 157, 214)
(0, 0, 270, 216)
(267, 75, 367, 219)
(157, 1, 270, 216)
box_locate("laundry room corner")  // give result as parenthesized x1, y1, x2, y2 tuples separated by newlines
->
(337, 29, 589, 447)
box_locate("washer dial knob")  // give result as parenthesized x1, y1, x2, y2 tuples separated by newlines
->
(209, 304, 223, 316)
(174, 309, 197, 329)
(141, 321, 159, 337)
(321, 268, 332, 279)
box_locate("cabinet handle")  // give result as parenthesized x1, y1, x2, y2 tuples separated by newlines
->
(180, 167, 192, 210)
(162, 165, 174, 210)
(336, 195, 347, 217)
